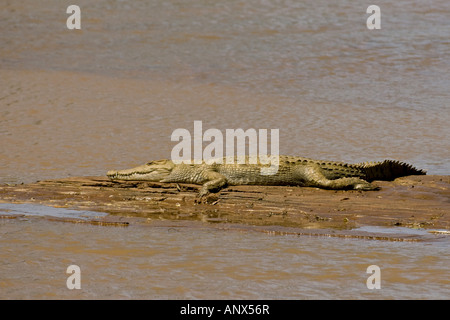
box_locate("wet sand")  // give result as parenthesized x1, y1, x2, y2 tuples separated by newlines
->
(1, 174, 448, 242)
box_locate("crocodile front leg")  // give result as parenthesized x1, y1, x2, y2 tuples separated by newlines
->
(198, 171, 228, 197)
(161, 167, 228, 197)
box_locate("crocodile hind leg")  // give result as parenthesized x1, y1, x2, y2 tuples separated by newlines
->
(293, 163, 378, 190)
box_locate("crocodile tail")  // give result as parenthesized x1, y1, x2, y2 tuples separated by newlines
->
(360, 160, 426, 182)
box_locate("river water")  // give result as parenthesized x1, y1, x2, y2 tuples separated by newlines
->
(0, 0, 449, 299)
(1, 210, 449, 300)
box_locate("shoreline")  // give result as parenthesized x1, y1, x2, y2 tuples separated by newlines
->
(1, 175, 449, 242)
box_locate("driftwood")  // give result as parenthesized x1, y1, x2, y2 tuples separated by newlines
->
(0, 175, 449, 241)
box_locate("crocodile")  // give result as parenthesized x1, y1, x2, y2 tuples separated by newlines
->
(107, 155, 426, 197)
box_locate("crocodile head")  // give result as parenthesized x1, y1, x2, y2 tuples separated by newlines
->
(107, 159, 175, 181)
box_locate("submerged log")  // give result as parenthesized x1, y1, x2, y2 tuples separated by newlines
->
(0, 175, 448, 235)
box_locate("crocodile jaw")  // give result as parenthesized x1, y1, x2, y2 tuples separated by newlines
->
(107, 160, 175, 181)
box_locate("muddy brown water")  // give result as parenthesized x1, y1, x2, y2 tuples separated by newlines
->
(1, 0, 449, 299)
(1, 209, 449, 300)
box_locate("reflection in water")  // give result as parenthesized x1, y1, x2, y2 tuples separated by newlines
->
(0, 203, 107, 220)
